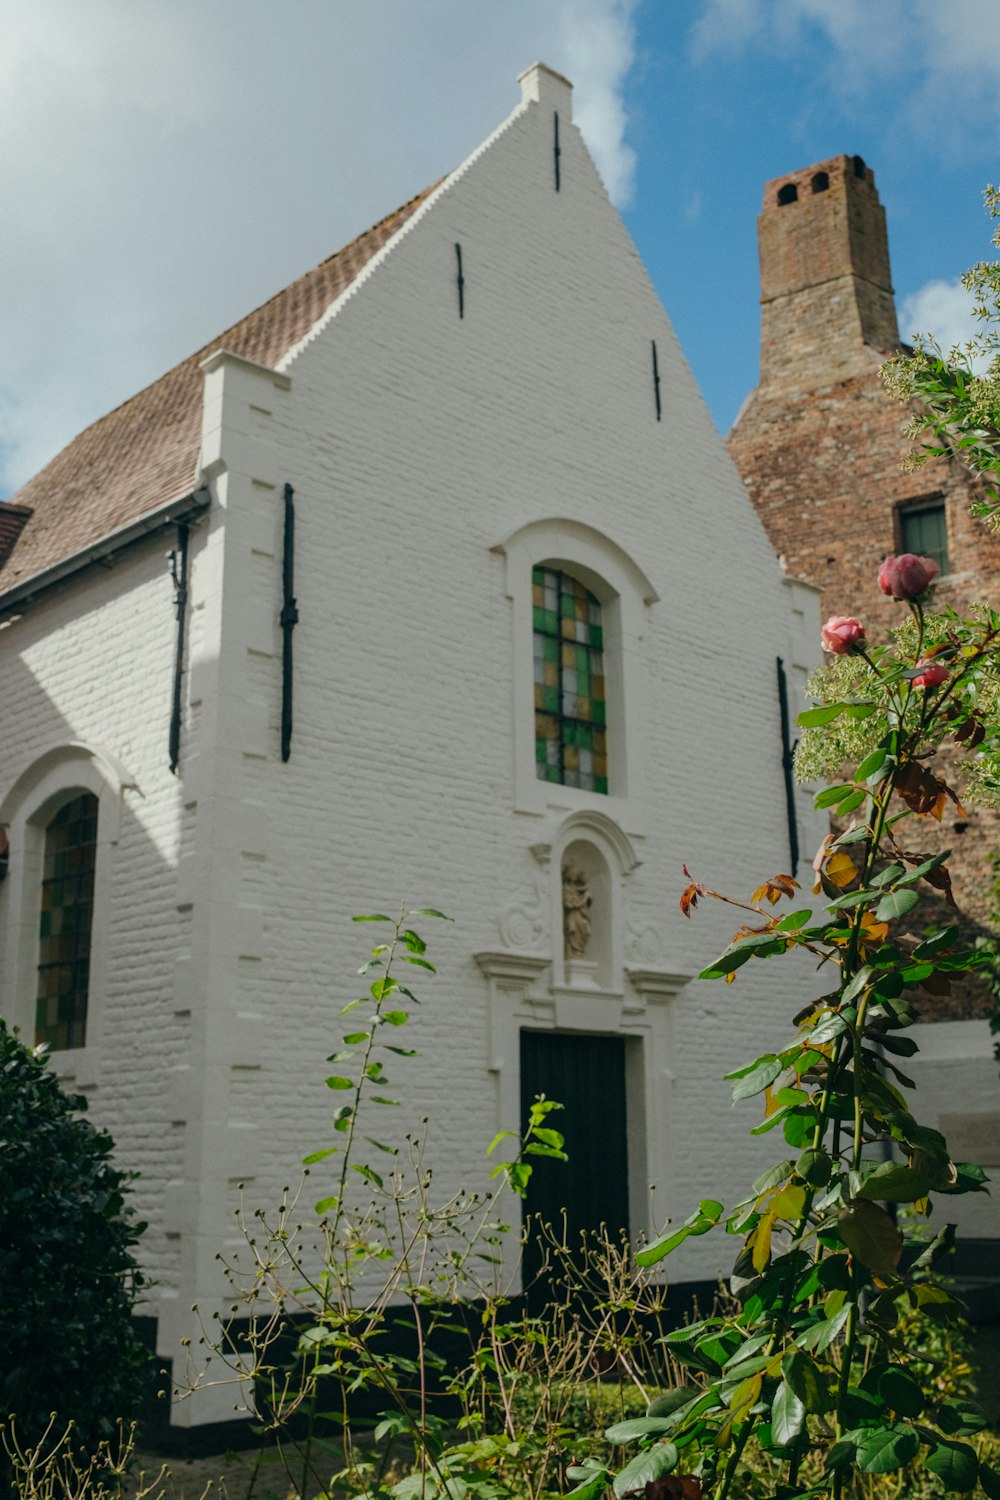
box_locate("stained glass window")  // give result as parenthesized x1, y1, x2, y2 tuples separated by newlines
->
(35, 793, 97, 1051)
(533, 567, 608, 794)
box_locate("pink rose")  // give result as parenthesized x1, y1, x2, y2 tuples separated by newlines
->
(913, 660, 949, 689)
(821, 616, 866, 654)
(878, 553, 940, 600)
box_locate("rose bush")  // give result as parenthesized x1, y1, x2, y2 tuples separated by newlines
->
(579, 563, 1000, 1500)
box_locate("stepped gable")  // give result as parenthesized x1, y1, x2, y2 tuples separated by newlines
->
(1, 185, 436, 593)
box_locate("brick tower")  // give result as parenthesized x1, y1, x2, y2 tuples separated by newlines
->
(757, 154, 898, 390)
(728, 153, 1000, 980)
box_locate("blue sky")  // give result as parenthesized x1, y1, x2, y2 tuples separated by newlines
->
(2, 0, 999, 500)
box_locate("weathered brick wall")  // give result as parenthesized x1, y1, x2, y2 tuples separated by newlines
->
(728, 155, 1000, 1010)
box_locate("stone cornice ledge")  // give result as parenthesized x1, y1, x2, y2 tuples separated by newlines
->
(474, 951, 551, 982)
(626, 968, 693, 1001)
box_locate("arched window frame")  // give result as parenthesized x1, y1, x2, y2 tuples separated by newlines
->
(492, 518, 658, 827)
(0, 743, 134, 1084)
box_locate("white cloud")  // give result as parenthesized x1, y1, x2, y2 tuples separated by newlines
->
(559, 0, 638, 205)
(0, 0, 638, 498)
(898, 278, 992, 370)
(690, 0, 1000, 99)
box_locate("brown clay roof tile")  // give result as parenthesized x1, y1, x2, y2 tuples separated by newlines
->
(2, 185, 436, 595)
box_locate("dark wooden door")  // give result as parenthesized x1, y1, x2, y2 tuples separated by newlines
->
(519, 1030, 630, 1306)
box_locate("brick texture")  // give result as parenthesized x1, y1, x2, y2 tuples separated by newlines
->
(728, 154, 1000, 1015)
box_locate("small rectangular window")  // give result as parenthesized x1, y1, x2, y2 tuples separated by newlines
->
(899, 500, 948, 576)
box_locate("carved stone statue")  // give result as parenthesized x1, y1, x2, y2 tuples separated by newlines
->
(562, 864, 592, 960)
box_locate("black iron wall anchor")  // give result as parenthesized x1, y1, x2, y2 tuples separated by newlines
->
(167, 522, 190, 774)
(651, 340, 662, 421)
(553, 111, 561, 190)
(776, 656, 800, 878)
(280, 482, 299, 763)
(454, 243, 465, 319)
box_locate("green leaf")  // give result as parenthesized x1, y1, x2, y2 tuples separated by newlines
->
(980, 1463, 1000, 1500)
(752, 1159, 795, 1194)
(842, 965, 874, 1002)
(815, 782, 855, 809)
(699, 947, 754, 980)
(857, 1161, 931, 1204)
(799, 703, 849, 727)
(856, 747, 892, 780)
(645, 1388, 700, 1419)
(382, 1010, 409, 1026)
(325, 1076, 354, 1090)
(777, 909, 812, 931)
(342, 1032, 368, 1045)
(875, 888, 921, 922)
(797, 1304, 849, 1353)
(877, 1366, 924, 1418)
(809, 1011, 848, 1045)
(782, 1350, 833, 1414)
(938, 1399, 990, 1436)
(771, 1380, 806, 1445)
(565, 1472, 609, 1500)
(871, 863, 906, 888)
(828, 1430, 864, 1468)
(302, 1146, 337, 1165)
(834, 823, 873, 845)
(729, 1055, 783, 1102)
(612, 1443, 678, 1497)
(898, 851, 951, 886)
(636, 1201, 722, 1267)
(352, 1164, 383, 1189)
(926, 1440, 980, 1492)
(410, 907, 452, 919)
(352, 914, 392, 922)
(856, 1424, 920, 1474)
(604, 1417, 678, 1442)
(837, 1200, 903, 1277)
(837, 788, 867, 815)
(913, 925, 961, 958)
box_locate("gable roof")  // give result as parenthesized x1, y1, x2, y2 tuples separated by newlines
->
(1, 185, 436, 597)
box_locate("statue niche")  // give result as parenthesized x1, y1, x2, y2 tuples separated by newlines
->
(562, 863, 593, 972)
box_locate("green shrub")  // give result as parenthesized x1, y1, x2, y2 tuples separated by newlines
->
(0, 1020, 151, 1476)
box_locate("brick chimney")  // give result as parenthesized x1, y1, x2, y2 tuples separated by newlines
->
(757, 154, 900, 391)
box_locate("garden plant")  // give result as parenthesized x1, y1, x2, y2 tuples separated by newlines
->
(0, 1021, 150, 1497)
(572, 555, 1000, 1500)
(185, 910, 676, 1500)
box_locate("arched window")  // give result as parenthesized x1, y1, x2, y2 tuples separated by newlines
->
(811, 171, 829, 194)
(777, 183, 798, 206)
(35, 793, 98, 1051)
(533, 567, 608, 793)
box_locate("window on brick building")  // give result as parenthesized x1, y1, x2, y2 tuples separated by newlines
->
(811, 172, 829, 194)
(35, 793, 98, 1051)
(533, 567, 608, 793)
(777, 183, 798, 206)
(899, 499, 949, 577)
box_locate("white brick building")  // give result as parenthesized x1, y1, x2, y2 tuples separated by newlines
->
(0, 66, 826, 1427)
